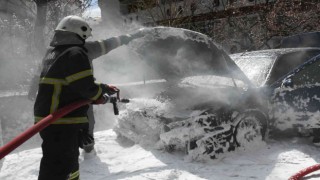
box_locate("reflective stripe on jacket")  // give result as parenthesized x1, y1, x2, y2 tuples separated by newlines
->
(34, 45, 107, 124)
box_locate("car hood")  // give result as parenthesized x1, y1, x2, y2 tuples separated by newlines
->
(129, 27, 252, 86)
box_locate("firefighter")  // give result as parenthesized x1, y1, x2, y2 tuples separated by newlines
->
(80, 17, 150, 153)
(34, 15, 148, 180)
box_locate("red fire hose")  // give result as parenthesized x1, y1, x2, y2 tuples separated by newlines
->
(289, 164, 320, 180)
(0, 99, 91, 160)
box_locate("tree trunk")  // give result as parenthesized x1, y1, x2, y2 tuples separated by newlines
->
(98, 0, 123, 28)
(34, 0, 48, 54)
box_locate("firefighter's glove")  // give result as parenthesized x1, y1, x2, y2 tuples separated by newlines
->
(92, 94, 118, 104)
(92, 94, 109, 104)
(78, 129, 94, 149)
(105, 84, 119, 95)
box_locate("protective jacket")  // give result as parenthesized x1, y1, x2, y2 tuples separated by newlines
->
(29, 31, 134, 101)
(34, 32, 108, 124)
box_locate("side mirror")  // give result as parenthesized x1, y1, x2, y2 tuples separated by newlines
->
(281, 78, 293, 88)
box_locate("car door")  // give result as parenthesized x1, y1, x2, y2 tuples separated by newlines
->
(270, 54, 320, 131)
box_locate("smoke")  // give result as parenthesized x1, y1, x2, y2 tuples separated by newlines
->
(96, 25, 257, 150)
(0, 0, 148, 151)
(80, 13, 254, 132)
(0, 12, 41, 153)
(0, 15, 38, 91)
(0, 0, 251, 152)
(82, 2, 150, 131)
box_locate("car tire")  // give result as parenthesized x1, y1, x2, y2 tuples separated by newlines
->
(234, 110, 268, 147)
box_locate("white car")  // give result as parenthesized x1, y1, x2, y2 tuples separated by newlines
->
(114, 27, 268, 160)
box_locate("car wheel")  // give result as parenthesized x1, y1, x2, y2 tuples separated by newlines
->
(234, 110, 268, 148)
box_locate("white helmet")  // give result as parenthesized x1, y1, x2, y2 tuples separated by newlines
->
(55, 15, 92, 40)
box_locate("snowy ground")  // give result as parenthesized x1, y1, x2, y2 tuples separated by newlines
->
(1, 129, 320, 180)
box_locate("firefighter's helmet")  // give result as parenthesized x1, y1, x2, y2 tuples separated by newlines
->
(55, 15, 92, 40)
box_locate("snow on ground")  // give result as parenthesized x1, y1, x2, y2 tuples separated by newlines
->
(1, 129, 320, 180)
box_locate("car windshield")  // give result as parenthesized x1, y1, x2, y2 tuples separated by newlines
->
(231, 52, 276, 87)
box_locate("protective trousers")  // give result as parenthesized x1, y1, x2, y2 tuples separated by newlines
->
(87, 105, 95, 137)
(38, 124, 84, 180)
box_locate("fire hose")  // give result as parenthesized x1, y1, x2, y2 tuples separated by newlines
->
(0, 91, 129, 160)
(289, 164, 320, 180)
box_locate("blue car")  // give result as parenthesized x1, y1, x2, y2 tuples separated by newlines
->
(231, 49, 320, 144)
(269, 54, 320, 143)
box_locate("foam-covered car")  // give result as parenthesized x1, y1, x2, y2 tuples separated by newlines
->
(269, 54, 320, 140)
(114, 27, 268, 160)
(231, 48, 320, 141)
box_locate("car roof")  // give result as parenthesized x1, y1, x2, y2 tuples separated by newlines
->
(280, 31, 320, 48)
(230, 47, 320, 59)
(230, 48, 320, 87)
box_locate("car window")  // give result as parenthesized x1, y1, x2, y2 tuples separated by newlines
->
(179, 75, 249, 89)
(290, 56, 320, 86)
(267, 50, 320, 85)
(232, 53, 276, 87)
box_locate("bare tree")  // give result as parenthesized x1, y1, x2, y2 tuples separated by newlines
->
(34, 0, 50, 53)
(128, 0, 201, 27)
(265, 0, 320, 39)
(33, 0, 92, 53)
(196, 0, 320, 52)
(129, 0, 320, 53)
(206, 1, 273, 52)
(0, 0, 91, 91)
